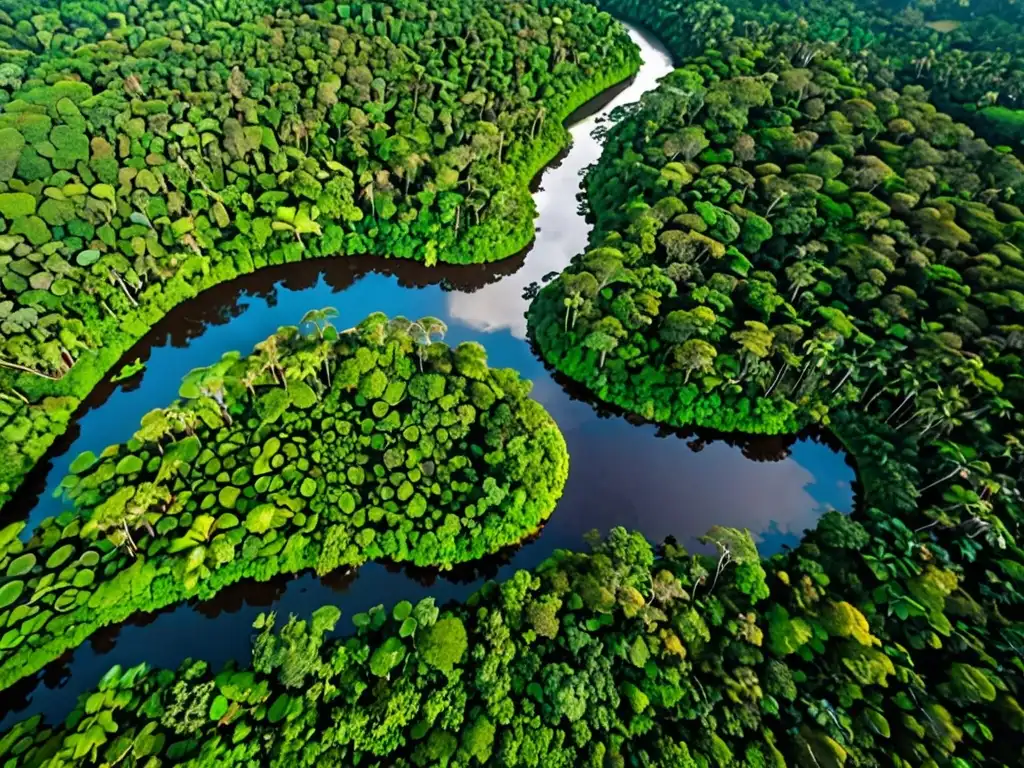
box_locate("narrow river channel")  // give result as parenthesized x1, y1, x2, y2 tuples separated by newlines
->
(0, 25, 856, 729)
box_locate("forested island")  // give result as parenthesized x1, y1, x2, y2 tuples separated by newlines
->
(1, 0, 1024, 767)
(530, 23, 1024, 434)
(0, 310, 568, 690)
(0, 0, 638, 508)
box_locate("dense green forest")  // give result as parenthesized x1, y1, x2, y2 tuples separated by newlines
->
(0, 0, 638, 509)
(525, 2, 1024, 765)
(594, 0, 1024, 146)
(0, 527, 779, 767)
(1, 0, 1024, 766)
(0, 310, 568, 690)
(728, 0, 1024, 146)
(530, 29, 1024, 432)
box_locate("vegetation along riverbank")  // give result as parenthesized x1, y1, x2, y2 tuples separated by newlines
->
(595, 0, 1024, 147)
(0, 0, 638, 510)
(525, 0, 1024, 763)
(0, 311, 568, 691)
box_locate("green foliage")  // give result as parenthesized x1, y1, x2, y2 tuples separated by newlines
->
(716, 0, 1024, 147)
(1, 4, 1024, 768)
(0, 529, 785, 766)
(0, 314, 567, 690)
(530, 19, 1024, 447)
(419, 616, 468, 675)
(523, 6, 1024, 767)
(0, 0, 642, 510)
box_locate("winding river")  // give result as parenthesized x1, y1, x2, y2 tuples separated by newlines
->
(0, 25, 856, 728)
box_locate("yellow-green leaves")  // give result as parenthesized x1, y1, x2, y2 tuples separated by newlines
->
(0, 192, 36, 219)
(89, 183, 115, 203)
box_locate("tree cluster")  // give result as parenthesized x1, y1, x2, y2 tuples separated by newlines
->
(0, 0, 637, 510)
(0, 310, 568, 690)
(532, 35, 1024, 433)
(529, 20, 1024, 768)
(598, 0, 1024, 146)
(0, 527, 788, 768)
(2, 3, 1024, 767)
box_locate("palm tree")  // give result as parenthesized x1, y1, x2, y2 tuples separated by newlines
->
(287, 349, 324, 396)
(883, 367, 922, 424)
(86, 483, 169, 557)
(133, 409, 173, 455)
(764, 345, 801, 397)
(857, 353, 891, 407)
(291, 117, 309, 154)
(676, 339, 717, 383)
(108, 267, 139, 307)
(317, 339, 334, 388)
(0, 357, 61, 380)
(467, 188, 490, 225)
(399, 151, 426, 196)
(199, 375, 232, 425)
(584, 330, 618, 369)
(240, 368, 261, 400)
(255, 335, 285, 389)
(166, 407, 200, 437)
(360, 170, 393, 220)
(301, 307, 340, 339)
(529, 106, 546, 140)
(407, 317, 448, 371)
(125, 482, 170, 540)
(914, 48, 937, 79)
(785, 259, 821, 303)
(730, 321, 774, 382)
(790, 332, 837, 395)
(563, 292, 584, 332)
(828, 350, 861, 397)
(344, 108, 371, 157)
(180, 361, 237, 426)
(901, 385, 968, 438)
